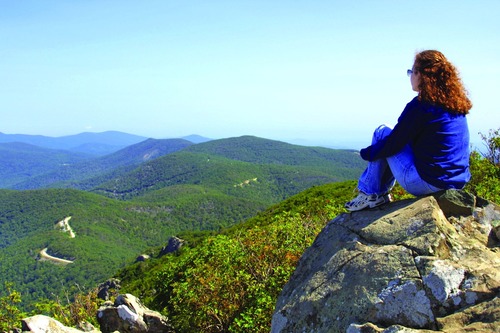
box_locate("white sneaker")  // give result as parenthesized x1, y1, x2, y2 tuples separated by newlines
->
(345, 191, 392, 212)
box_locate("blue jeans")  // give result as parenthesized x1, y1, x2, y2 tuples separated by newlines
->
(358, 125, 441, 196)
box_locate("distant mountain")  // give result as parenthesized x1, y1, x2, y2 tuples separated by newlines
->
(0, 131, 149, 155)
(92, 135, 365, 202)
(181, 134, 212, 144)
(184, 135, 358, 166)
(11, 138, 193, 190)
(0, 142, 92, 188)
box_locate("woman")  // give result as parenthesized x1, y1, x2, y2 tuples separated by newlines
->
(345, 50, 473, 212)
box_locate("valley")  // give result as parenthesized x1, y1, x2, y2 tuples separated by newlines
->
(0, 133, 365, 311)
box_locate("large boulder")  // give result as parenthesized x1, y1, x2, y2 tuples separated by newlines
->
(97, 293, 175, 333)
(271, 190, 500, 332)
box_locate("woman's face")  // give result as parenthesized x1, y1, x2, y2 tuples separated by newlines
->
(410, 66, 420, 92)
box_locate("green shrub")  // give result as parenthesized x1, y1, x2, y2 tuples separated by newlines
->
(34, 288, 101, 329)
(465, 151, 500, 203)
(0, 282, 25, 332)
(157, 212, 326, 332)
(479, 128, 500, 165)
(464, 128, 500, 203)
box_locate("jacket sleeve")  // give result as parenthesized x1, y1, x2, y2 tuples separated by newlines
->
(360, 98, 424, 161)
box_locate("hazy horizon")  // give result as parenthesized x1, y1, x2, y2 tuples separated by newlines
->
(1, 128, 489, 153)
(1, 1, 498, 150)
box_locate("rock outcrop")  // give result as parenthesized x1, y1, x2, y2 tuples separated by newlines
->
(97, 294, 175, 333)
(19, 294, 172, 333)
(97, 278, 121, 301)
(158, 236, 184, 257)
(271, 190, 500, 333)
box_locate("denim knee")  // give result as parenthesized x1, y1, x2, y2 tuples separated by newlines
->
(373, 124, 393, 143)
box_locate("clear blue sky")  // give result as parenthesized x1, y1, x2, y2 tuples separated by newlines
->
(1, 1, 498, 149)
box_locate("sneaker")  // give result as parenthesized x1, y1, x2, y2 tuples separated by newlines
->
(344, 191, 392, 212)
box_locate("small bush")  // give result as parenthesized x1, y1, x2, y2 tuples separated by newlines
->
(0, 282, 25, 332)
(465, 151, 500, 203)
(34, 288, 101, 329)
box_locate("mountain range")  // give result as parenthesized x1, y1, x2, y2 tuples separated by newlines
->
(0, 131, 365, 311)
(0, 131, 210, 189)
(0, 131, 149, 155)
(8, 138, 194, 190)
(0, 131, 211, 155)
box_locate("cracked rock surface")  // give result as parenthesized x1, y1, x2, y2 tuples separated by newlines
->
(271, 191, 500, 333)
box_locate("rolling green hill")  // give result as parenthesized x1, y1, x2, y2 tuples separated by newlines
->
(184, 135, 358, 167)
(92, 136, 365, 201)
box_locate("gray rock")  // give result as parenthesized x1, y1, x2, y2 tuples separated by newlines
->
(347, 322, 436, 332)
(97, 293, 174, 333)
(271, 192, 500, 333)
(97, 278, 121, 301)
(158, 237, 184, 257)
(431, 189, 475, 217)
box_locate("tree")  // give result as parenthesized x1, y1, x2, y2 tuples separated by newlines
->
(465, 129, 500, 203)
(0, 282, 25, 332)
(479, 128, 500, 165)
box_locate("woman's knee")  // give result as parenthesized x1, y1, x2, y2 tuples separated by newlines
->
(373, 124, 393, 142)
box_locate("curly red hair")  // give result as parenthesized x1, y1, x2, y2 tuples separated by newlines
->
(414, 50, 472, 114)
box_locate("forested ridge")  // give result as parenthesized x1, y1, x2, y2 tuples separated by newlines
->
(92, 136, 364, 200)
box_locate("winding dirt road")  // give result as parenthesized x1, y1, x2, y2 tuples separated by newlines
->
(38, 216, 76, 265)
(39, 248, 73, 264)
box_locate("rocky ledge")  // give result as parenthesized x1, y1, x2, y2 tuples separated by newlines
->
(271, 190, 500, 333)
(19, 294, 174, 333)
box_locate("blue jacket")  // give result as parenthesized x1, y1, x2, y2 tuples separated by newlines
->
(360, 97, 470, 189)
